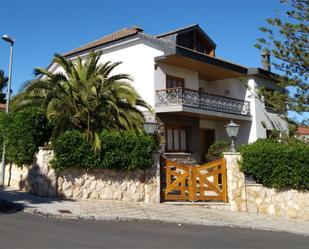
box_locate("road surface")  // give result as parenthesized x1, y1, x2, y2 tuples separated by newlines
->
(0, 210, 308, 249)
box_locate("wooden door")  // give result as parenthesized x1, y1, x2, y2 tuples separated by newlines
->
(200, 129, 215, 162)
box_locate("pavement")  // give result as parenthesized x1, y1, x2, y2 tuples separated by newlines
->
(1, 187, 309, 237)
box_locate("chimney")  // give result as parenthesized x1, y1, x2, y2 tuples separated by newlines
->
(261, 49, 271, 71)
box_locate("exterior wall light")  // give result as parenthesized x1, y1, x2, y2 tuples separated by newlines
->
(143, 121, 158, 135)
(225, 120, 240, 152)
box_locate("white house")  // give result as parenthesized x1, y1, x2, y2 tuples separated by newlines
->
(47, 24, 288, 163)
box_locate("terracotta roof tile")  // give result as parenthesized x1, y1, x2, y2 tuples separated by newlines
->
(63, 26, 143, 57)
(297, 126, 309, 135)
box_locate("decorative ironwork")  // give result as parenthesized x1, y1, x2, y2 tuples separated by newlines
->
(155, 88, 251, 116)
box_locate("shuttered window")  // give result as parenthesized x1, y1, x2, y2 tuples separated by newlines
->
(166, 126, 187, 152)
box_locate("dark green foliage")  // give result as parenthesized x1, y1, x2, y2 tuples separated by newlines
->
(205, 140, 229, 162)
(51, 130, 158, 171)
(0, 107, 50, 166)
(0, 69, 8, 104)
(51, 130, 97, 171)
(240, 139, 309, 191)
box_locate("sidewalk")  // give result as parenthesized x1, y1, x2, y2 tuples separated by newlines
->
(1, 187, 308, 236)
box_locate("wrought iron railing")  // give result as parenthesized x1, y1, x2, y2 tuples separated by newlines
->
(155, 88, 251, 116)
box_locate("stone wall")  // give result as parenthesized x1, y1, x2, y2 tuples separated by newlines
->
(224, 152, 309, 221)
(4, 148, 160, 203)
(245, 184, 309, 220)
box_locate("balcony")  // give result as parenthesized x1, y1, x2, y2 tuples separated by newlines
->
(155, 88, 251, 117)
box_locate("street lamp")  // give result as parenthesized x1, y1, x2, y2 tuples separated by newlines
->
(225, 120, 240, 152)
(143, 120, 158, 135)
(0, 34, 15, 186)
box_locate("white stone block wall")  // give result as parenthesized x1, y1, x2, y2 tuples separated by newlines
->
(224, 152, 309, 221)
(4, 148, 160, 203)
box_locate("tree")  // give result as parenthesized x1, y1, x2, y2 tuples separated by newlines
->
(13, 52, 152, 152)
(255, 0, 308, 119)
(0, 70, 8, 104)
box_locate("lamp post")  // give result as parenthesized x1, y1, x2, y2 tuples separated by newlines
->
(225, 120, 240, 152)
(0, 34, 15, 186)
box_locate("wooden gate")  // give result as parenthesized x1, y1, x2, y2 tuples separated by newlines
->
(161, 158, 227, 202)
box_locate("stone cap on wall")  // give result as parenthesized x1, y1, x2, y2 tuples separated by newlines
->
(223, 152, 241, 156)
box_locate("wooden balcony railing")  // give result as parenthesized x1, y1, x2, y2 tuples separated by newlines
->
(155, 88, 251, 116)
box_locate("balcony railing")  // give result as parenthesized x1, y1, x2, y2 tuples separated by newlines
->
(155, 88, 251, 116)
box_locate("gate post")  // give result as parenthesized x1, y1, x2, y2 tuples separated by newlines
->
(223, 152, 246, 212)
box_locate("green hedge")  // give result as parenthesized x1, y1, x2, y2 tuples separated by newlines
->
(240, 139, 309, 191)
(52, 130, 158, 171)
(205, 140, 229, 162)
(0, 107, 50, 166)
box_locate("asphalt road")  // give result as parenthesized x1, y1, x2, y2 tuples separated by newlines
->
(0, 210, 308, 249)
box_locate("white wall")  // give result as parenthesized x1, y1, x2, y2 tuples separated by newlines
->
(199, 77, 247, 100)
(199, 119, 252, 145)
(98, 40, 164, 107)
(251, 76, 289, 139)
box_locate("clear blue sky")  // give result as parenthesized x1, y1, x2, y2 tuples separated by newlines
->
(0, 0, 306, 121)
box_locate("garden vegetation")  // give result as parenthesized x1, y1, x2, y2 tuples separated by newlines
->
(240, 139, 309, 191)
(0, 52, 158, 171)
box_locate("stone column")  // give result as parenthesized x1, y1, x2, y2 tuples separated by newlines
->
(223, 152, 247, 212)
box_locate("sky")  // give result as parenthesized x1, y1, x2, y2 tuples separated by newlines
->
(0, 0, 307, 122)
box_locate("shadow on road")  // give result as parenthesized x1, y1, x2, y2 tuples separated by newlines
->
(0, 199, 24, 214)
(0, 187, 77, 215)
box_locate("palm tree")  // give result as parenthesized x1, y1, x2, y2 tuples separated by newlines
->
(0, 70, 8, 104)
(13, 52, 152, 152)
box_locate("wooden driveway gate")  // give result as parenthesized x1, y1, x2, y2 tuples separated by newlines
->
(161, 158, 227, 202)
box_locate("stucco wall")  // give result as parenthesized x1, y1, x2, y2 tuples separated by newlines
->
(224, 152, 309, 221)
(5, 148, 160, 203)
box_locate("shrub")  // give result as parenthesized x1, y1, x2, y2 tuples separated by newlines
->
(51, 130, 97, 171)
(0, 107, 50, 166)
(51, 130, 158, 171)
(240, 139, 309, 191)
(205, 140, 229, 162)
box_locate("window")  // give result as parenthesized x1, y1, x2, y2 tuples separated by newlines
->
(166, 75, 184, 89)
(166, 126, 187, 152)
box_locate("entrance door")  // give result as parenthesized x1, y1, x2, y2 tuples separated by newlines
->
(200, 129, 215, 162)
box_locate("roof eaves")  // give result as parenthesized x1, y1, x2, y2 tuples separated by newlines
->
(177, 45, 247, 73)
(247, 68, 281, 82)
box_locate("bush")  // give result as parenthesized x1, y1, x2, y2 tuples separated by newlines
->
(52, 130, 158, 171)
(205, 140, 229, 161)
(240, 139, 309, 191)
(51, 130, 97, 171)
(0, 107, 50, 166)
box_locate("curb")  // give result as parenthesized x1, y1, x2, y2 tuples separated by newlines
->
(22, 206, 309, 237)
